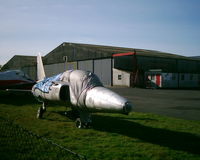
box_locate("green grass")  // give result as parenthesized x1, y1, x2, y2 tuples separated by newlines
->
(0, 91, 200, 160)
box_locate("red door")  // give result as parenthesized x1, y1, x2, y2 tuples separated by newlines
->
(156, 74, 161, 87)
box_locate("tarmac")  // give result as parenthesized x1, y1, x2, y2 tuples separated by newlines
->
(110, 87, 200, 121)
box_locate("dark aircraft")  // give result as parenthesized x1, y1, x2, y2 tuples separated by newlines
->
(32, 53, 133, 128)
(0, 70, 35, 90)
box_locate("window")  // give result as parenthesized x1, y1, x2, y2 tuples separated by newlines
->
(118, 75, 122, 80)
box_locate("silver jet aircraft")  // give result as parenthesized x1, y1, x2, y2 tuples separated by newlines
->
(32, 53, 133, 128)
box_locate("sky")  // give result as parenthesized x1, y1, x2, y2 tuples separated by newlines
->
(0, 0, 200, 65)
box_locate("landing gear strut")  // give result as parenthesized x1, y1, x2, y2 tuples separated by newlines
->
(37, 102, 46, 119)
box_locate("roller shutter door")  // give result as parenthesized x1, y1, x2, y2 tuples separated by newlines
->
(78, 60, 93, 72)
(94, 59, 112, 85)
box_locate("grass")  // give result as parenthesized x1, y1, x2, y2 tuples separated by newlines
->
(0, 91, 200, 160)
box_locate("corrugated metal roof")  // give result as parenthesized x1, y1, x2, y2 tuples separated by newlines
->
(44, 42, 199, 64)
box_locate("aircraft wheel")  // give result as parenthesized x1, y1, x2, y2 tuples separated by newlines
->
(75, 118, 82, 128)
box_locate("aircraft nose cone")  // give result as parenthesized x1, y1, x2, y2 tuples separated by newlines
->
(123, 101, 133, 115)
(85, 86, 134, 114)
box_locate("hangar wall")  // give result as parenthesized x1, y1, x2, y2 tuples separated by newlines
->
(44, 63, 65, 77)
(161, 73, 178, 88)
(137, 56, 177, 73)
(114, 53, 200, 88)
(43, 58, 112, 86)
(22, 65, 36, 80)
(77, 58, 112, 86)
(177, 60, 199, 73)
(179, 73, 200, 88)
(113, 68, 131, 87)
(1, 55, 37, 80)
(44, 62, 77, 77)
(145, 72, 200, 88)
(78, 60, 93, 72)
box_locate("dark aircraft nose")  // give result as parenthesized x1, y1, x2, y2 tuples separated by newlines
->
(123, 101, 133, 115)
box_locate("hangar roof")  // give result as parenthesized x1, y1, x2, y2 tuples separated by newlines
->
(44, 42, 197, 64)
(1, 55, 36, 71)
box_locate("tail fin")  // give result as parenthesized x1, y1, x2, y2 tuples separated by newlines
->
(37, 53, 46, 81)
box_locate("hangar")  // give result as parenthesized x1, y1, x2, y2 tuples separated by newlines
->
(1, 42, 200, 88)
(1, 55, 36, 80)
(42, 42, 200, 88)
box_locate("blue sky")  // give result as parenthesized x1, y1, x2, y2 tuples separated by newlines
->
(0, 0, 200, 65)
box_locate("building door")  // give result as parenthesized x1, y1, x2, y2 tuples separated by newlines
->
(156, 74, 161, 87)
(94, 59, 112, 86)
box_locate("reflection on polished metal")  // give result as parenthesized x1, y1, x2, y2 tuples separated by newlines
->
(85, 86, 133, 114)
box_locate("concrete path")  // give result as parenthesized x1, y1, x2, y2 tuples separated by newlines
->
(110, 87, 200, 121)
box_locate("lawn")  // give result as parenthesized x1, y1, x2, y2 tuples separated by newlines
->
(0, 91, 200, 160)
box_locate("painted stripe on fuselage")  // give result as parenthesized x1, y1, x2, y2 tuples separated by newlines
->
(0, 80, 35, 90)
(0, 80, 29, 85)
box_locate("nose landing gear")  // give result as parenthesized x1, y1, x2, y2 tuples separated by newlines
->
(37, 102, 46, 119)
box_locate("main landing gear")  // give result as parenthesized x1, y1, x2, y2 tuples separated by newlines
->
(36, 103, 92, 128)
(75, 112, 92, 129)
(65, 110, 92, 129)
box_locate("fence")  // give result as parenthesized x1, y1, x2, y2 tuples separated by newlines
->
(0, 117, 87, 160)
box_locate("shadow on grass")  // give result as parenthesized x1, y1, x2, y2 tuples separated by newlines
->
(92, 114, 200, 155)
(42, 111, 72, 122)
(0, 91, 38, 106)
(49, 111, 200, 155)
